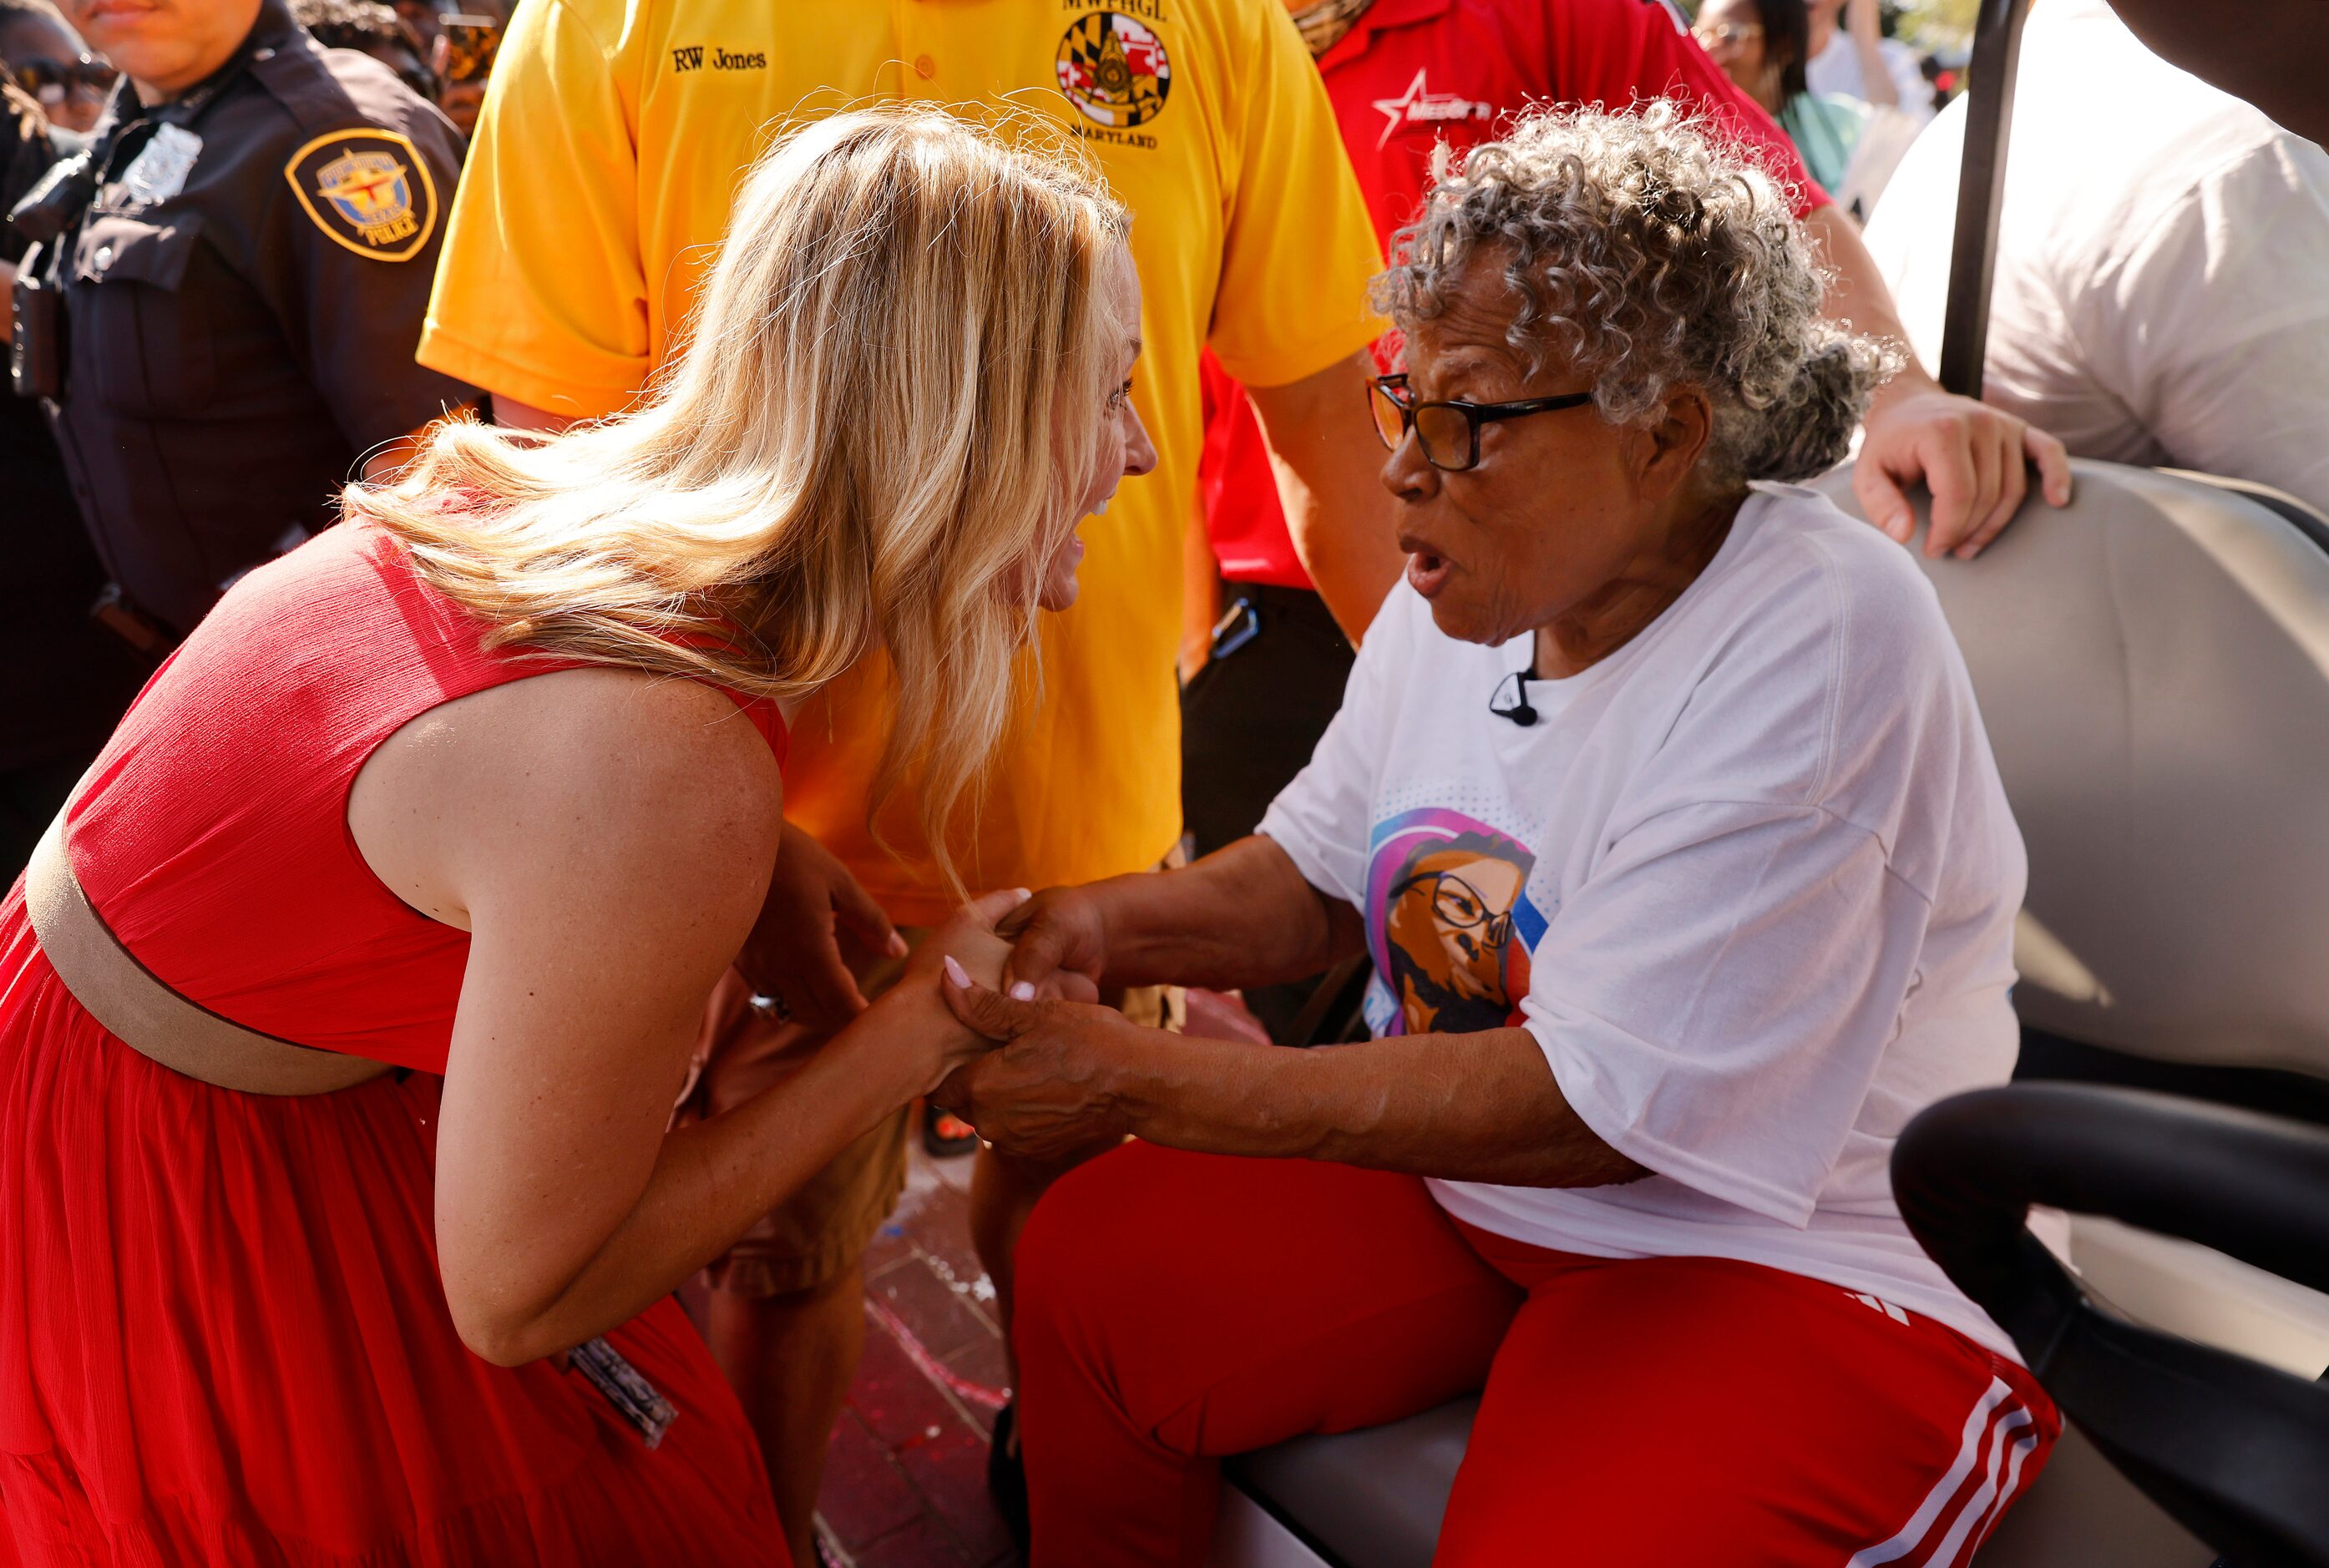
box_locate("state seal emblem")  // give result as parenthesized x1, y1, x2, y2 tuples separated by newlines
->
(1056, 13, 1172, 131)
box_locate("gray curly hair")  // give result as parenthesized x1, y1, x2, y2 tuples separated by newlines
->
(1375, 102, 1899, 486)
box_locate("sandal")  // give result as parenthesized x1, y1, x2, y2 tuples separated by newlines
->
(923, 1105, 980, 1160)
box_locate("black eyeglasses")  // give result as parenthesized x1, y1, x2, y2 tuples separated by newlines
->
(1390, 868, 1514, 945)
(1368, 373, 1594, 473)
(8, 53, 118, 107)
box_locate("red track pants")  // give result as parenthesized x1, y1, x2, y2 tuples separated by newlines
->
(1012, 1142, 2058, 1567)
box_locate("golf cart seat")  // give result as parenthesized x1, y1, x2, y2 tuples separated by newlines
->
(1209, 460, 2329, 1568)
(1828, 461, 2329, 1568)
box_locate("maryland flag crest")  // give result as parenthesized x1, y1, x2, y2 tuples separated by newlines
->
(1056, 13, 1172, 131)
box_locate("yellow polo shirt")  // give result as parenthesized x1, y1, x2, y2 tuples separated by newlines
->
(419, 0, 1381, 921)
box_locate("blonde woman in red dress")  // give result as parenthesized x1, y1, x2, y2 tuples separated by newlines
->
(0, 106, 1152, 1566)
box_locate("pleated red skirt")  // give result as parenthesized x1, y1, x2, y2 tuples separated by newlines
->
(0, 525, 797, 1565)
(0, 887, 786, 1566)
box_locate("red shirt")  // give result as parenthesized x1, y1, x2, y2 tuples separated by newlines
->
(1202, 0, 1830, 591)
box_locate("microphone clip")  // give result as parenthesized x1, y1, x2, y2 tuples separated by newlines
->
(1489, 665, 1539, 727)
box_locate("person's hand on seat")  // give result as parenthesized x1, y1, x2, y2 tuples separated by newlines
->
(1855, 381, 2074, 559)
(734, 821, 907, 1031)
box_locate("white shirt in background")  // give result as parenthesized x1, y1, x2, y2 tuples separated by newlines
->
(1807, 28, 1935, 124)
(1259, 486, 2028, 1358)
(1862, 0, 2329, 521)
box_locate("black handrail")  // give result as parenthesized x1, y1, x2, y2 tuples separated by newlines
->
(1936, 0, 2029, 400)
(1894, 1084, 2329, 1566)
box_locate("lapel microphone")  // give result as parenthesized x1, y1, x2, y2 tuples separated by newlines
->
(1490, 664, 1540, 726)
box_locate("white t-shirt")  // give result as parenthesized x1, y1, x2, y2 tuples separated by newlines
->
(1805, 29, 1934, 125)
(1862, 0, 2329, 521)
(1259, 485, 2028, 1358)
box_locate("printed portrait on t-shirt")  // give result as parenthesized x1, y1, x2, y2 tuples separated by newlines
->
(1364, 808, 1536, 1035)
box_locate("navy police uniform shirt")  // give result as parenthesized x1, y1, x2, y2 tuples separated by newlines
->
(41, 0, 473, 638)
(1, 83, 149, 771)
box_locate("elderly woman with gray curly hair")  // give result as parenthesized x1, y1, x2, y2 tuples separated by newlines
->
(934, 105, 2060, 1566)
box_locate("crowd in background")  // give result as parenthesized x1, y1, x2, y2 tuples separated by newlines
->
(0, 0, 1977, 874)
(2, 0, 2325, 1563)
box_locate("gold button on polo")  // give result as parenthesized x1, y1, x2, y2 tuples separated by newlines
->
(913, 53, 935, 78)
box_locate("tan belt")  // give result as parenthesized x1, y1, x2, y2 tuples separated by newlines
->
(25, 809, 392, 1095)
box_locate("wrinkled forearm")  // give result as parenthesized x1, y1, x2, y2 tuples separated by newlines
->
(1085, 836, 1362, 992)
(1116, 1023, 1647, 1189)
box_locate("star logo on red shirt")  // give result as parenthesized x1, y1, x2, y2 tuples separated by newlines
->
(1368, 68, 1495, 149)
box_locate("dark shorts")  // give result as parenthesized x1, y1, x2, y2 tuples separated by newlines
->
(1179, 582, 1354, 860)
(1180, 582, 1354, 1039)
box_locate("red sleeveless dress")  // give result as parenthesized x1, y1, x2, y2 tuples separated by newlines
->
(0, 523, 789, 1565)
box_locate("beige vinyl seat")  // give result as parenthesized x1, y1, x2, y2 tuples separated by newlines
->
(1208, 459, 2329, 1568)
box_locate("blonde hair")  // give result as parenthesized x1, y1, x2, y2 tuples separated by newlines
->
(355, 106, 1130, 891)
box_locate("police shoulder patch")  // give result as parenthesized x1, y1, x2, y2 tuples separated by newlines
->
(282, 127, 438, 262)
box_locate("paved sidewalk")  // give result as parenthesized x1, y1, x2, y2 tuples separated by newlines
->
(815, 1140, 1017, 1568)
(813, 989, 1270, 1567)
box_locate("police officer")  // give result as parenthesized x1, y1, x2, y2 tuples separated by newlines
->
(8, 0, 471, 650)
(1, 23, 146, 876)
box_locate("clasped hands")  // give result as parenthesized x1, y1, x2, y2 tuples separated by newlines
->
(733, 826, 1173, 1157)
(818, 881, 1146, 1160)
(927, 885, 1162, 1164)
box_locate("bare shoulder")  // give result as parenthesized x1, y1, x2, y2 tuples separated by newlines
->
(488, 664, 779, 803)
(351, 666, 782, 930)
